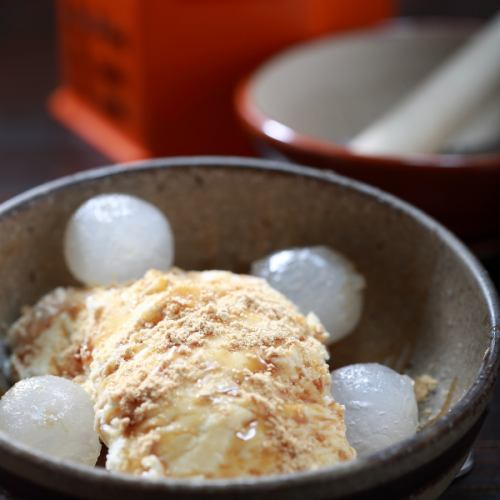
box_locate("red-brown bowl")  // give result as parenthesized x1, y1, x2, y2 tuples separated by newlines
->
(235, 21, 500, 247)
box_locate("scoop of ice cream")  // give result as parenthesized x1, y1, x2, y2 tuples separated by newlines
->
(331, 363, 418, 456)
(0, 375, 101, 465)
(8, 269, 355, 478)
(64, 194, 174, 286)
(7, 287, 91, 382)
(252, 246, 365, 344)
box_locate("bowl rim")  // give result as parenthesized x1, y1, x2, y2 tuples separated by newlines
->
(0, 156, 498, 495)
(234, 20, 500, 171)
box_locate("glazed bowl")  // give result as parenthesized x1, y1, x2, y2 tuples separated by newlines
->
(235, 21, 500, 246)
(0, 157, 497, 499)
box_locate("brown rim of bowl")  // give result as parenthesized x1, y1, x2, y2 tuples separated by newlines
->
(234, 60, 500, 171)
(0, 157, 497, 494)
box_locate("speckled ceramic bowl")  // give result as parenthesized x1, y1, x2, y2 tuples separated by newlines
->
(0, 157, 497, 499)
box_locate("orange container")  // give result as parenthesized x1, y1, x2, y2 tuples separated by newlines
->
(49, 0, 393, 161)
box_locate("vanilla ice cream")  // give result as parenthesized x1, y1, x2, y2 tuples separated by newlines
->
(8, 269, 355, 478)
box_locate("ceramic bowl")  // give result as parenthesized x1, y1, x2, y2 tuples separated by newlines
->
(235, 21, 500, 246)
(0, 157, 497, 499)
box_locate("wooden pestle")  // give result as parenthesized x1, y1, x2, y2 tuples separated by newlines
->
(349, 11, 500, 156)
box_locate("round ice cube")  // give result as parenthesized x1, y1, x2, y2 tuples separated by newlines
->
(331, 363, 418, 456)
(0, 375, 101, 465)
(251, 246, 365, 343)
(64, 194, 174, 286)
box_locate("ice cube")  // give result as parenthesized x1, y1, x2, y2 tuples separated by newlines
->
(251, 246, 364, 343)
(0, 375, 101, 465)
(331, 363, 418, 456)
(64, 194, 174, 286)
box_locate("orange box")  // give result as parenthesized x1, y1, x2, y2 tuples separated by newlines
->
(49, 0, 394, 161)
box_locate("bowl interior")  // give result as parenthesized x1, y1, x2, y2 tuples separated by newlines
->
(0, 161, 493, 428)
(250, 21, 500, 153)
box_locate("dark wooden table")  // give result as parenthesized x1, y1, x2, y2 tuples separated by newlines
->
(0, 1, 499, 498)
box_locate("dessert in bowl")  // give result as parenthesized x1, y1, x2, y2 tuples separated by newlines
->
(0, 157, 497, 499)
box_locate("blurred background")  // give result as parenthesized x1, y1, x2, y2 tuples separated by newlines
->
(0, 1, 499, 498)
(1, 0, 499, 198)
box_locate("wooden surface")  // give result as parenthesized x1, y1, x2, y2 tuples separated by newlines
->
(0, 1, 499, 498)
